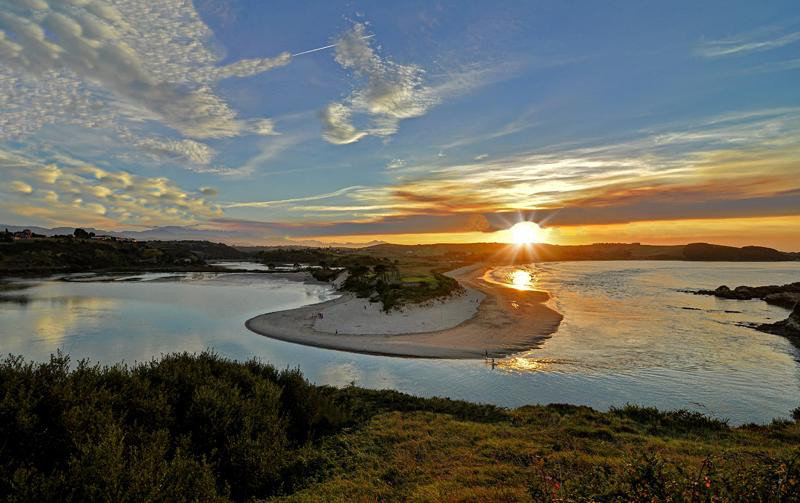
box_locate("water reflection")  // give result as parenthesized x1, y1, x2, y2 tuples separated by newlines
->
(1, 262, 800, 424)
(493, 356, 571, 374)
(510, 270, 533, 290)
(484, 266, 538, 291)
(34, 297, 119, 345)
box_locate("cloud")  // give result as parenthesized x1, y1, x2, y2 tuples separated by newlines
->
(190, 133, 308, 177)
(386, 159, 406, 169)
(0, 0, 291, 167)
(747, 57, 800, 74)
(321, 23, 437, 144)
(242, 107, 800, 237)
(320, 23, 534, 146)
(474, 154, 489, 161)
(0, 148, 222, 227)
(133, 137, 217, 165)
(9, 180, 33, 194)
(320, 102, 369, 145)
(695, 27, 800, 58)
(206, 53, 292, 81)
(225, 186, 365, 209)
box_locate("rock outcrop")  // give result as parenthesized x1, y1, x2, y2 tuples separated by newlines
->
(695, 282, 800, 309)
(757, 303, 800, 338)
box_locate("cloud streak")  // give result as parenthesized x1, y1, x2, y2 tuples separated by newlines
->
(225, 186, 365, 209)
(695, 27, 800, 58)
(235, 108, 800, 238)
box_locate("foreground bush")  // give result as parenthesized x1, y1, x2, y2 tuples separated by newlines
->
(1, 352, 800, 502)
(0, 352, 347, 501)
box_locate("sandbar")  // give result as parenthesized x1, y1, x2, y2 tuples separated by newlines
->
(245, 264, 563, 359)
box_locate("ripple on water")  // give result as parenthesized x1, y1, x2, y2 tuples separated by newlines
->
(1, 261, 799, 424)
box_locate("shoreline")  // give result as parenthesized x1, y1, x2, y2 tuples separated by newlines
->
(245, 263, 563, 359)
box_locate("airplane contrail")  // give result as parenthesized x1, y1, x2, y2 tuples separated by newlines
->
(292, 34, 374, 57)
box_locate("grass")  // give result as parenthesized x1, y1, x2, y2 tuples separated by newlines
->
(278, 404, 800, 502)
(2, 352, 799, 502)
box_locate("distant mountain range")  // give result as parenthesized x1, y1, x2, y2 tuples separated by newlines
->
(0, 224, 385, 248)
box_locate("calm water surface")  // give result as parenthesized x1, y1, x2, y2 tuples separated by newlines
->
(1, 261, 799, 424)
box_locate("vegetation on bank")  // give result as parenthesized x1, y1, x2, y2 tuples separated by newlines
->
(0, 232, 246, 276)
(254, 247, 466, 311)
(2, 352, 800, 502)
(338, 263, 464, 311)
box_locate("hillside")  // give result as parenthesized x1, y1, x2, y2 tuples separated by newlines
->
(145, 240, 250, 260)
(0, 238, 245, 276)
(1, 352, 798, 502)
(363, 242, 800, 263)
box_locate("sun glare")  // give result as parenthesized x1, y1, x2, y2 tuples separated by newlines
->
(509, 221, 541, 245)
(510, 270, 532, 290)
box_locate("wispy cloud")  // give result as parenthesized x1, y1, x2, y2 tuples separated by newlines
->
(695, 27, 800, 58)
(190, 134, 309, 178)
(251, 108, 800, 236)
(225, 186, 365, 209)
(747, 58, 800, 74)
(321, 22, 534, 146)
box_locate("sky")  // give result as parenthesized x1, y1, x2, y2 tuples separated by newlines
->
(1, 0, 798, 250)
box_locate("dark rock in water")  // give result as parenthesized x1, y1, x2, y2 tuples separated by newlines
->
(694, 282, 800, 339)
(695, 282, 800, 303)
(764, 292, 800, 309)
(757, 303, 800, 338)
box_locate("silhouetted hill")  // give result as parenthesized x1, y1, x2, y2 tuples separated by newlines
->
(363, 242, 799, 263)
(0, 237, 236, 276)
(145, 240, 249, 260)
(683, 243, 794, 261)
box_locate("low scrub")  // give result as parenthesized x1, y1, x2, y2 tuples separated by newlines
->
(2, 352, 800, 502)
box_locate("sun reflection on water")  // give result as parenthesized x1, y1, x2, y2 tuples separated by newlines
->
(509, 270, 533, 290)
(490, 356, 570, 374)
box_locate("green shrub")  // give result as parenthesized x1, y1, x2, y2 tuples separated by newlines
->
(0, 352, 348, 501)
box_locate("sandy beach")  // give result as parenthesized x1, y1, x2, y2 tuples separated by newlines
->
(245, 263, 563, 359)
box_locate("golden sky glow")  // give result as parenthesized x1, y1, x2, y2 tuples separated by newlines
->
(0, 2, 798, 251)
(300, 215, 800, 251)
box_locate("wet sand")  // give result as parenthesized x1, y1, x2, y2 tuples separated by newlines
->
(245, 264, 563, 359)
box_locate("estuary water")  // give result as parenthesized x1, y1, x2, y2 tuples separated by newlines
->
(1, 261, 799, 424)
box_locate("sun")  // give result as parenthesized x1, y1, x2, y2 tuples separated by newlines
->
(509, 221, 542, 245)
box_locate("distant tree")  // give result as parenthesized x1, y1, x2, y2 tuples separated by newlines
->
(390, 262, 401, 283)
(73, 228, 90, 239)
(348, 264, 370, 286)
(373, 263, 387, 282)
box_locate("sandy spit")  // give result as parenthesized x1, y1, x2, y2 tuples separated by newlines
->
(245, 264, 563, 359)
